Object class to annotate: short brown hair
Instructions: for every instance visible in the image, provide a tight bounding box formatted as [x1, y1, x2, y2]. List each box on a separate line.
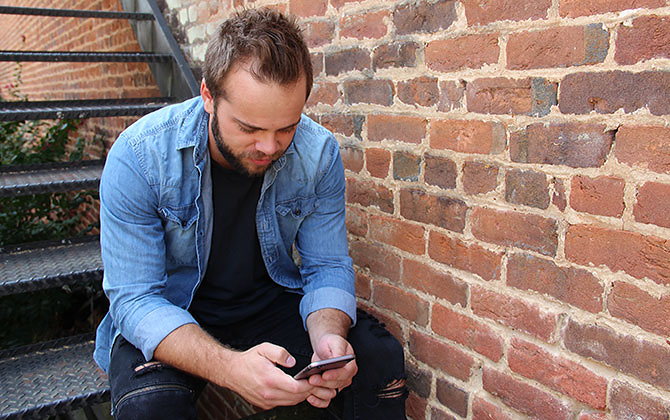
[203, 8, 313, 100]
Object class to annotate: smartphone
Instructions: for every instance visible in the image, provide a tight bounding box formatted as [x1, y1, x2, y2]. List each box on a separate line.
[293, 354, 355, 380]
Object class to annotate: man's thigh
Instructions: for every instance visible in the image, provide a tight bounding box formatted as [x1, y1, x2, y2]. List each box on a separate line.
[108, 335, 206, 420]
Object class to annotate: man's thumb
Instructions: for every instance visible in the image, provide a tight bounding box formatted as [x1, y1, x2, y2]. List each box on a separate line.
[259, 343, 296, 368]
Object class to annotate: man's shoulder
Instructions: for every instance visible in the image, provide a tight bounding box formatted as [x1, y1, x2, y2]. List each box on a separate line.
[116, 96, 205, 150]
[292, 114, 339, 158]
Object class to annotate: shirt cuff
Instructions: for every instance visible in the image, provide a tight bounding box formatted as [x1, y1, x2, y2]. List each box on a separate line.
[133, 305, 199, 361]
[299, 287, 357, 330]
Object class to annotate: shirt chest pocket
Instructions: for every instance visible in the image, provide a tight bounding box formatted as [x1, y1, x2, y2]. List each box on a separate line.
[159, 205, 198, 265]
[275, 196, 317, 220]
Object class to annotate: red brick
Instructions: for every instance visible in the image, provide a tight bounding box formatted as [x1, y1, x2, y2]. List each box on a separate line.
[307, 82, 340, 107]
[373, 281, 429, 326]
[466, 77, 557, 116]
[320, 113, 362, 139]
[463, 0, 551, 25]
[400, 189, 467, 233]
[311, 52, 323, 76]
[635, 182, 670, 228]
[565, 224, 670, 285]
[340, 10, 389, 40]
[345, 205, 368, 237]
[355, 271, 372, 300]
[409, 330, 475, 381]
[608, 281, 670, 337]
[438, 80, 466, 112]
[570, 175, 625, 217]
[397, 76, 439, 107]
[426, 34, 499, 72]
[505, 169, 550, 209]
[508, 339, 607, 409]
[368, 114, 426, 144]
[510, 123, 614, 168]
[428, 231, 502, 281]
[430, 119, 506, 155]
[436, 379, 468, 417]
[325, 48, 370, 76]
[559, 71, 670, 116]
[508, 25, 608, 70]
[372, 41, 419, 70]
[365, 148, 390, 178]
[577, 412, 607, 420]
[349, 240, 401, 283]
[303, 20, 335, 48]
[615, 126, 670, 174]
[431, 407, 458, 420]
[471, 207, 558, 256]
[473, 396, 515, 420]
[340, 146, 364, 173]
[393, 0, 457, 35]
[463, 161, 499, 195]
[406, 392, 428, 420]
[402, 259, 468, 307]
[616, 15, 670, 65]
[407, 360, 432, 398]
[343, 79, 394, 106]
[330, 0, 359, 8]
[610, 380, 670, 420]
[560, 0, 665, 18]
[425, 154, 457, 190]
[346, 178, 394, 213]
[433, 304, 504, 362]
[507, 253, 603, 313]
[473, 287, 559, 341]
[393, 151, 421, 182]
[482, 368, 572, 420]
[368, 215, 425, 255]
[564, 318, 670, 390]
[289, 0, 327, 16]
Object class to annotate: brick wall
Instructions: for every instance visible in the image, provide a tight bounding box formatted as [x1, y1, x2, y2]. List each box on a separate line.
[4, 0, 669, 418]
[164, 0, 670, 418]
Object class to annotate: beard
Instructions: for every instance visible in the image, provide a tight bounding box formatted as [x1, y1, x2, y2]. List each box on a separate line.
[210, 103, 281, 177]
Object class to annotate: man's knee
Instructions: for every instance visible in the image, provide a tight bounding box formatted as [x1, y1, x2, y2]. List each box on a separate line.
[113, 383, 197, 420]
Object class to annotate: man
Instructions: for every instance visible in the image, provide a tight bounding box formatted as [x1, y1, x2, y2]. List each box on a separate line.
[93, 8, 407, 420]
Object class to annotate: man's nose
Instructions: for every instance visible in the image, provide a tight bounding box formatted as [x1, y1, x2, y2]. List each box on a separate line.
[255, 132, 279, 156]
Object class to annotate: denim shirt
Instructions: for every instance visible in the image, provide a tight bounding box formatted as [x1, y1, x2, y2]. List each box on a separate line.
[93, 97, 356, 372]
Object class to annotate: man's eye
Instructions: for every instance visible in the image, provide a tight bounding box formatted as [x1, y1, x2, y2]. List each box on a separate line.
[279, 126, 297, 134]
[239, 125, 256, 134]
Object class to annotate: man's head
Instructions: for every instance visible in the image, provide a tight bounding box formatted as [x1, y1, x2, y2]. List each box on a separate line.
[201, 8, 312, 176]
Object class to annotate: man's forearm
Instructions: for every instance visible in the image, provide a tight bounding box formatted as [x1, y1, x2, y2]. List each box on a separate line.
[153, 323, 236, 388]
[305, 308, 352, 351]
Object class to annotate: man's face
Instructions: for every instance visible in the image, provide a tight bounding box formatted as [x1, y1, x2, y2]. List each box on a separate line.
[202, 63, 307, 177]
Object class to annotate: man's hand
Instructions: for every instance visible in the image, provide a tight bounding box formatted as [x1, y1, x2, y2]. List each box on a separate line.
[304, 309, 358, 408]
[226, 342, 333, 409]
[153, 324, 332, 410]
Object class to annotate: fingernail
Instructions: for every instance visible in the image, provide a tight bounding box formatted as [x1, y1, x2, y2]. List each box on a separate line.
[286, 356, 296, 366]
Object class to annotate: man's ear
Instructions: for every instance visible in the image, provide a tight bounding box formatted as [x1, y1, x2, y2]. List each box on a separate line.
[201, 79, 214, 114]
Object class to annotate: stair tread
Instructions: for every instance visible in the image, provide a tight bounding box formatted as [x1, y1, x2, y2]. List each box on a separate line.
[0, 238, 102, 297]
[0, 97, 173, 121]
[0, 50, 172, 62]
[0, 160, 104, 197]
[0, 5, 153, 19]
[0, 335, 109, 419]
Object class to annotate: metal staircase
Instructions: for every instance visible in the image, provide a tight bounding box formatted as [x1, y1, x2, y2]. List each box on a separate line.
[0, 3, 197, 418]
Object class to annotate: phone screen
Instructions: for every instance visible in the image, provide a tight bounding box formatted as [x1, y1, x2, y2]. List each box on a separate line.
[293, 354, 355, 380]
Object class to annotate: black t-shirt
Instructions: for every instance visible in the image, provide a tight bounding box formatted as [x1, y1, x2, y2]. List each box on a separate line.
[189, 161, 282, 326]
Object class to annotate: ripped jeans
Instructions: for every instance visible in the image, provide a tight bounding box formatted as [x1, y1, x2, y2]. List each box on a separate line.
[108, 292, 407, 420]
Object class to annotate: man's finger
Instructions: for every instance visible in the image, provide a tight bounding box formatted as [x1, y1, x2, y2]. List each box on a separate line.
[257, 343, 296, 368]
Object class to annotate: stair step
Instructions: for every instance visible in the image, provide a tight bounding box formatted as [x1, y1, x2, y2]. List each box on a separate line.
[0, 160, 104, 197]
[0, 334, 109, 419]
[0, 5, 153, 20]
[0, 237, 102, 297]
[0, 97, 173, 121]
[0, 50, 172, 62]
